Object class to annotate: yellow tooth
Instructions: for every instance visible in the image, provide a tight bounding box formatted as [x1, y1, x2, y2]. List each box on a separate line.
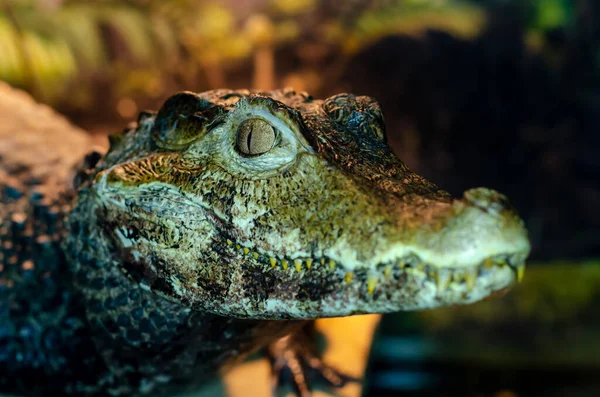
[321, 257, 326, 265]
[465, 268, 478, 290]
[384, 266, 391, 278]
[436, 269, 451, 294]
[269, 257, 277, 268]
[483, 258, 495, 269]
[235, 244, 241, 250]
[242, 247, 250, 255]
[329, 259, 336, 270]
[281, 259, 289, 270]
[306, 259, 313, 269]
[294, 259, 302, 272]
[252, 252, 259, 260]
[367, 276, 377, 295]
[226, 239, 233, 246]
[516, 263, 525, 283]
[345, 272, 353, 283]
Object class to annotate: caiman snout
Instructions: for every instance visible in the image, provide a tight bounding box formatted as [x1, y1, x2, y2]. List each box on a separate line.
[408, 187, 531, 271]
[458, 187, 530, 263]
[316, 186, 532, 316]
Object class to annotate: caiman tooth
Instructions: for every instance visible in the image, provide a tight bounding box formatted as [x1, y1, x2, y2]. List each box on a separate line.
[242, 247, 250, 255]
[281, 259, 289, 270]
[436, 268, 451, 294]
[329, 259, 336, 270]
[294, 259, 302, 272]
[269, 257, 277, 268]
[515, 262, 525, 283]
[305, 259, 313, 269]
[345, 272, 353, 283]
[464, 267, 478, 290]
[482, 258, 495, 269]
[320, 257, 326, 265]
[226, 239, 233, 246]
[428, 269, 437, 280]
[384, 266, 391, 278]
[252, 252, 259, 260]
[367, 276, 377, 295]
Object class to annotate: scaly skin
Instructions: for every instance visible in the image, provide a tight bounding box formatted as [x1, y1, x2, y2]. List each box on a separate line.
[1, 86, 530, 396]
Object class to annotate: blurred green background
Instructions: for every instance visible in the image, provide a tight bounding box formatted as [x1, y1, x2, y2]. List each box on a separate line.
[1, 1, 598, 396]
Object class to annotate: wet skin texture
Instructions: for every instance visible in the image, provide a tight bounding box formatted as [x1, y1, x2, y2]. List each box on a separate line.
[0, 88, 530, 396]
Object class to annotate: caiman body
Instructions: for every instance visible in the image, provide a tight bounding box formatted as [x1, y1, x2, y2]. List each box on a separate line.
[0, 83, 530, 396]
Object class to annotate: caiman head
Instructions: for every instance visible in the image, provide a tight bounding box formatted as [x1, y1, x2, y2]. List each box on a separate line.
[80, 88, 530, 320]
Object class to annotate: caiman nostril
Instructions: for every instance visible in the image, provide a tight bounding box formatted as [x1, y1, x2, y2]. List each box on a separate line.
[463, 187, 514, 215]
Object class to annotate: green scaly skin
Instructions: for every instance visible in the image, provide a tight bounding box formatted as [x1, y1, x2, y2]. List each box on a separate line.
[1, 86, 530, 396]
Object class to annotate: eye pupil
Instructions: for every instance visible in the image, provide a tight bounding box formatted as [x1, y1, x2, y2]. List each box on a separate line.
[247, 128, 253, 152]
[236, 118, 275, 155]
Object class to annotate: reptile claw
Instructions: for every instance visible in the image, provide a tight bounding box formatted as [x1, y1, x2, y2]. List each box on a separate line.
[267, 324, 357, 396]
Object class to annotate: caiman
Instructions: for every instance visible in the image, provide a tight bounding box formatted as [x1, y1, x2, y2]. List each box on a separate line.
[0, 83, 530, 396]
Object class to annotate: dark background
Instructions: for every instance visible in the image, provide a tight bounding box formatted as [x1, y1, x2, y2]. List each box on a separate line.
[335, 2, 600, 261]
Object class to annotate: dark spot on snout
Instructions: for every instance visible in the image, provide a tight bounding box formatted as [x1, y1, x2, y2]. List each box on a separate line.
[297, 272, 339, 302]
[242, 266, 277, 301]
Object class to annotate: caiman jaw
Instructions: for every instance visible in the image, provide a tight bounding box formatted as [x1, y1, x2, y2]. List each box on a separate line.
[225, 239, 526, 292]
[223, 238, 526, 307]
[215, 237, 528, 319]
[96, 177, 530, 320]
[202, 185, 531, 319]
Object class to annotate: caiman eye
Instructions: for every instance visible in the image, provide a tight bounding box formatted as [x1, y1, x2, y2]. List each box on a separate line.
[236, 118, 276, 155]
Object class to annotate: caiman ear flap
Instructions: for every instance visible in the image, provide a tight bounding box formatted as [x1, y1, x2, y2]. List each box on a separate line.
[323, 94, 387, 142]
[151, 91, 226, 150]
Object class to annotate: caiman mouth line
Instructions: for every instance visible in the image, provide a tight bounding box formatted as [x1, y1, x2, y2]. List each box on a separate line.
[223, 238, 526, 295]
